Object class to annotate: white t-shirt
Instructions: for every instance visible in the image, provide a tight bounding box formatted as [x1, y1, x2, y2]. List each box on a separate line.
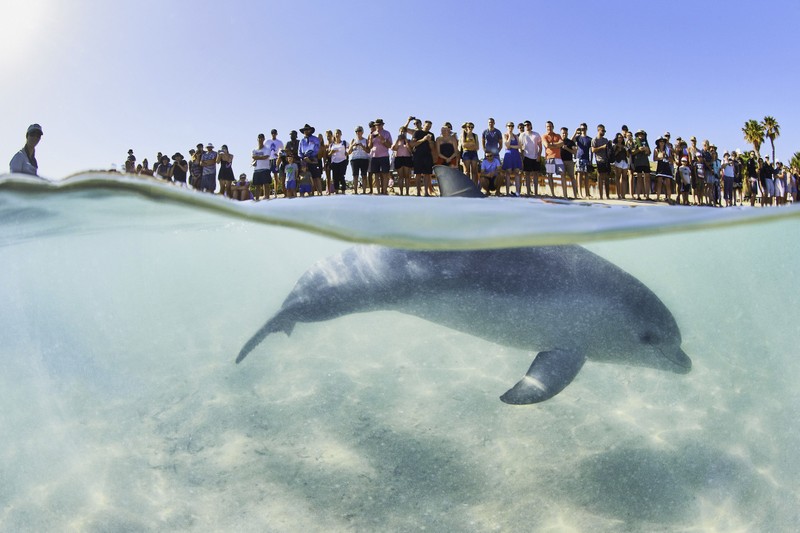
[266, 138, 284, 160]
[253, 146, 270, 171]
[520, 131, 542, 159]
[330, 141, 348, 164]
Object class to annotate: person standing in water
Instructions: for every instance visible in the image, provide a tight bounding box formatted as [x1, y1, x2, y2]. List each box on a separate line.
[9, 124, 43, 176]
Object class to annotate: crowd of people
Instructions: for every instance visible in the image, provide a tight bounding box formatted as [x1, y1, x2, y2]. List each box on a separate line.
[11, 119, 793, 208]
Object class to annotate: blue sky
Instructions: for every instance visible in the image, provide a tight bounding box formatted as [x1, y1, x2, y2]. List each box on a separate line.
[3, 0, 799, 178]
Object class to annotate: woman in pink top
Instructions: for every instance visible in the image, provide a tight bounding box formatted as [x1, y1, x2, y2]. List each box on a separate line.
[393, 126, 413, 196]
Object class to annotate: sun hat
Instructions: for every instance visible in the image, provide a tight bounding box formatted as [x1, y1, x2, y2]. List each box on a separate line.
[172, 152, 184, 160]
[374, 118, 385, 125]
[300, 124, 315, 134]
[206, 142, 214, 149]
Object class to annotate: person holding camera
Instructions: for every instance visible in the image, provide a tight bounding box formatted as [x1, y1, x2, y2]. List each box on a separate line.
[409, 118, 436, 196]
[368, 118, 393, 195]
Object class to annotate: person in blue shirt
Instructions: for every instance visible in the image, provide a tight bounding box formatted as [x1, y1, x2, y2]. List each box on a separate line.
[479, 151, 502, 196]
[9, 124, 43, 176]
[298, 124, 321, 195]
[573, 124, 592, 198]
[481, 118, 503, 158]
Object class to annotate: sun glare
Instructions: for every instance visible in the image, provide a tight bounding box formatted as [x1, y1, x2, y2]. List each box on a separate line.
[0, 0, 53, 69]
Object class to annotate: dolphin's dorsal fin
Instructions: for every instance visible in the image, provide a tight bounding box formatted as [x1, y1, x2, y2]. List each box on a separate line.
[500, 350, 587, 404]
[433, 165, 485, 198]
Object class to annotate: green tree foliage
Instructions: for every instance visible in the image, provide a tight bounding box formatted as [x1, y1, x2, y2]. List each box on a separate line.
[790, 152, 800, 172]
[761, 116, 780, 163]
[742, 120, 764, 158]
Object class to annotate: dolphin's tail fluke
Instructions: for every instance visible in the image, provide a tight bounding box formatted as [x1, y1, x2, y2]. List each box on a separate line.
[235, 315, 295, 364]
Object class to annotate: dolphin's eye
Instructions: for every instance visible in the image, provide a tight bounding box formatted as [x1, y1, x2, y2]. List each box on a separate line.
[640, 332, 659, 344]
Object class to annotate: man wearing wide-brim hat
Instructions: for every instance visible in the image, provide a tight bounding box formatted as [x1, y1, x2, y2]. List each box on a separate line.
[171, 152, 188, 187]
[368, 118, 393, 195]
[298, 124, 322, 195]
[9, 123, 43, 176]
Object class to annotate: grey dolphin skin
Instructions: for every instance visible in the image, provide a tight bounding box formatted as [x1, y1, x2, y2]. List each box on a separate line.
[236, 246, 690, 404]
[236, 167, 690, 404]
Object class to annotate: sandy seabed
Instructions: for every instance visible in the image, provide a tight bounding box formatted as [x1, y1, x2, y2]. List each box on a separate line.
[1, 187, 799, 532]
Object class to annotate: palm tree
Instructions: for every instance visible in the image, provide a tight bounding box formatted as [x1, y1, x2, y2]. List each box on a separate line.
[742, 120, 764, 158]
[761, 116, 780, 162]
[791, 152, 800, 172]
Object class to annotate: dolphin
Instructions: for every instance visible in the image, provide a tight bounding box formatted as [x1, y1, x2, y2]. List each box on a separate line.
[236, 167, 691, 404]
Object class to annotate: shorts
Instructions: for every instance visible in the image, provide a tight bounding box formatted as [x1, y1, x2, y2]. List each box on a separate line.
[462, 150, 479, 161]
[576, 159, 590, 173]
[200, 174, 216, 191]
[286, 179, 297, 190]
[775, 178, 786, 197]
[483, 175, 497, 191]
[634, 164, 650, 173]
[413, 153, 434, 175]
[596, 161, 611, 174]
[613, 160, 629, 170]
[308, 162, 322, 180]
[394, 156, 413, 169]
[372, 156, 390, 173]
[545, 158, 565, 175]
[523, 157, 541, 172]
[269, 159, 278, 173]
[253, 169, 272, 186]
[350, 158, 369, 179]
[298, 183, 312, 194]
[763, 178, 775, 197]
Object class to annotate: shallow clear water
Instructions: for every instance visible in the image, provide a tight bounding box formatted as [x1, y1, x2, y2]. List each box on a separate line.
[1, 173, 799, 532]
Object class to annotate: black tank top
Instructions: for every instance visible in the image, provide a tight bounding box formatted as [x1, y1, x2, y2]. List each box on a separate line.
[173, 164, 187, 182]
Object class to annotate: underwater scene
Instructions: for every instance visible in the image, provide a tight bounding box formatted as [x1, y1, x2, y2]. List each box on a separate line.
[1, 173, 799, 532]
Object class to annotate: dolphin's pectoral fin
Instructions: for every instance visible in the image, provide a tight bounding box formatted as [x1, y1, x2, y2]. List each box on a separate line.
[500, 350, 587, 405]
[235, 314, 295, 364]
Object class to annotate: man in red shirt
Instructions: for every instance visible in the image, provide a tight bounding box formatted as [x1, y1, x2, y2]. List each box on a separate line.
[542, 121, 564, 197]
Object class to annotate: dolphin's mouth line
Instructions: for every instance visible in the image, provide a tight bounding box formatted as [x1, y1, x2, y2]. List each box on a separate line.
[658, 346, 692, 372]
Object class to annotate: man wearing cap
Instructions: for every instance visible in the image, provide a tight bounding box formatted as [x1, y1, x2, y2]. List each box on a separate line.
[267, 129, 284, 197]
[200, 143, 218, 193]
[368, 118, 393, 195]
[298, 124, 321, 195]
[9, 124, 43, 176]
